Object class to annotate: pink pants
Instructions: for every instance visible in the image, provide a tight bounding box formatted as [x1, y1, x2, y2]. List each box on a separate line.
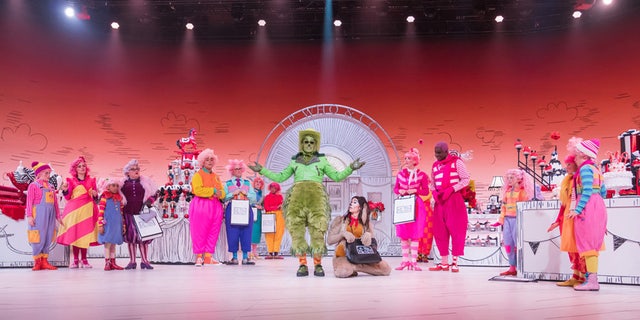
[433, 192, 468, 257]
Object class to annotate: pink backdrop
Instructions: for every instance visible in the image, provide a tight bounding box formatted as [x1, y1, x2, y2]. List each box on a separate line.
[1, 3, 639, 199]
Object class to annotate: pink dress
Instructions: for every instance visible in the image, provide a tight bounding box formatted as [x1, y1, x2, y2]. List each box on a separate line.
[394, 168, 430, 240]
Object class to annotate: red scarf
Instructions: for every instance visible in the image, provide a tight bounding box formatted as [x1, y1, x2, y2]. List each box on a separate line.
[349, 215, 359, 227]
[103, 191, 122, 202]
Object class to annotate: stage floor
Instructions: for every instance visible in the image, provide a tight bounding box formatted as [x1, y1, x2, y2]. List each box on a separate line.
[2, 257, 639, 319]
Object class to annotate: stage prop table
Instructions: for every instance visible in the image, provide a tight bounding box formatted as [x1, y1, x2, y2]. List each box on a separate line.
[517, 197, 640, 285]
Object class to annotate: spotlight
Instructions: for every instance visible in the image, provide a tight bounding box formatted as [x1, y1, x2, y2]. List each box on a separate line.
[110, 22, 119, 29]
[64, 6, 75, 18]
[572, 11, 582, 19]
[406, 15, 415, 23]
[602, 0, 613, 5]
[333, 19, 342, 27]
[495, 15, 504, 23]
[186, 23, 194, 30]
[257, 19, 266, 26]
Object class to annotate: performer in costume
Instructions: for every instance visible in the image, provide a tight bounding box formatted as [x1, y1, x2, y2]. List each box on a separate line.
[57, 156, 99, 269]
[121, 159, 157, 270]
[492, 169, 534, 276]
[263, 182, 285, 259]
[327, 196, 391, 278]
[189, 148, 226, 267]
[224, 159, 257, 266]
[393, 148, 432, 271]
[250, 176, 265, 261]
[568, 138, 608, 291]
[97, 177, 125, 271]
[26, 161, 62, 271]
[429, 142, 470, 273]
[547, 151, 587, 286]
[249, 128, 365, 277]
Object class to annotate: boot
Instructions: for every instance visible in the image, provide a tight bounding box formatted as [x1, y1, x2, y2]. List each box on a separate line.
[556, 277, 581, 287]
[296, 265, 309, 277]
[32, 256, 43, 271]
[313, 264, 325, 277]
[110, 258, 124, 270]
[574, 273, 599, 291]
[104, 258, 113, 271]
[40, 255, 57, 270]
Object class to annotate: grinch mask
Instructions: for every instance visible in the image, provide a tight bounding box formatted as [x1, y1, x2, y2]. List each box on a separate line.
[298, 128, 321, 154]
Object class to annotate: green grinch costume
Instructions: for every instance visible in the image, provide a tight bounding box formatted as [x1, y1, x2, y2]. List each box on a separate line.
[249, 128, 365, 277]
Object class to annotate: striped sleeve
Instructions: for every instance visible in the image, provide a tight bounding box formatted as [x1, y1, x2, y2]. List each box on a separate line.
[452, 159, 471, 192]
[575, 166, 594, 214]
[97, 197, 107, 226]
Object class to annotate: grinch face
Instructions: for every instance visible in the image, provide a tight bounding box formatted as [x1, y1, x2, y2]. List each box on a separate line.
[301, 136, 317, 154]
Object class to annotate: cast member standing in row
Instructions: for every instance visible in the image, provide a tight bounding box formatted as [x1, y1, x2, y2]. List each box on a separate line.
[189, 149, 226, 267]
[97, 178, 125, 271]
[429, 142, 470, 273]
[494, 169, 534, 276]
[569, 138, 608, 291]
[57, 156, 99, 269]
[26, 161, 62, 271]
[224, 160, 257, 265]
[328, 196, 391, 278]
[263, 182, 285, 259]
[249, 128, 365, 277]
[393, 148, 431, 271]
[121, 159, 157, 270]
[250, 176, 265, 261]
[547, 151, 586, 286]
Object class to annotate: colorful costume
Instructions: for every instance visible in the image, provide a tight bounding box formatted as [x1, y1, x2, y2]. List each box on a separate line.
[263, 182, 285, 258]
[554, 169, 586, 286]
[189, 165, 225, 264]
[97, 191, 124, 246]
[251, 179, 264, 248]
[393, 147, 433, 271]
[251, 128, 364, 277]
[429, 143, 470, 272]
[223, 177, 256, 262]
[571, 138, 607, 291]
[497, 169, 533, 276]
[121, 160, 157, 270]
[327, 197, 391, 278]
[26, 161, 60, 271]
[57, 176, 99, 248]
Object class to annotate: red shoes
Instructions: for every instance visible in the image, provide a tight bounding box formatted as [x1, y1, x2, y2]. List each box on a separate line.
[500, 269, 517, 276]
[429, 263, 450, 271]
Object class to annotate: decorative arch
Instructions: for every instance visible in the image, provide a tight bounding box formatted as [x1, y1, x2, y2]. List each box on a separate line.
[256, 104, 402, 256]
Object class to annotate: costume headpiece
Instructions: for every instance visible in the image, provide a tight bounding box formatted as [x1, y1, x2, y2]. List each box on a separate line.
[576, 138, 600, 159]
[32, 161, 51, 176]
[197, 148, 218, 166]
[226, 159, 246, 175]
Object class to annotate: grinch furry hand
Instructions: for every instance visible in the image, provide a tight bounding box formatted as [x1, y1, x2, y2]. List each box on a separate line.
[350, 158, 366, 170]
[248, 161, 263, 173]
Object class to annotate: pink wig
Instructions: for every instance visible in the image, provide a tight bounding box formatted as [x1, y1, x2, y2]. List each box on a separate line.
[252, 176, 264, 189]
[268, 182, 281, 193]
[404, 148, 421, 167]
[566, 136, 583, 158]
[503, 169, 535, 200]
[69, 156, 90, 177]
[225, 159, 246, 176]
[97, 177, 126, 203]
[197, 148, 218, 167]
[564, 154, 576, 164]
